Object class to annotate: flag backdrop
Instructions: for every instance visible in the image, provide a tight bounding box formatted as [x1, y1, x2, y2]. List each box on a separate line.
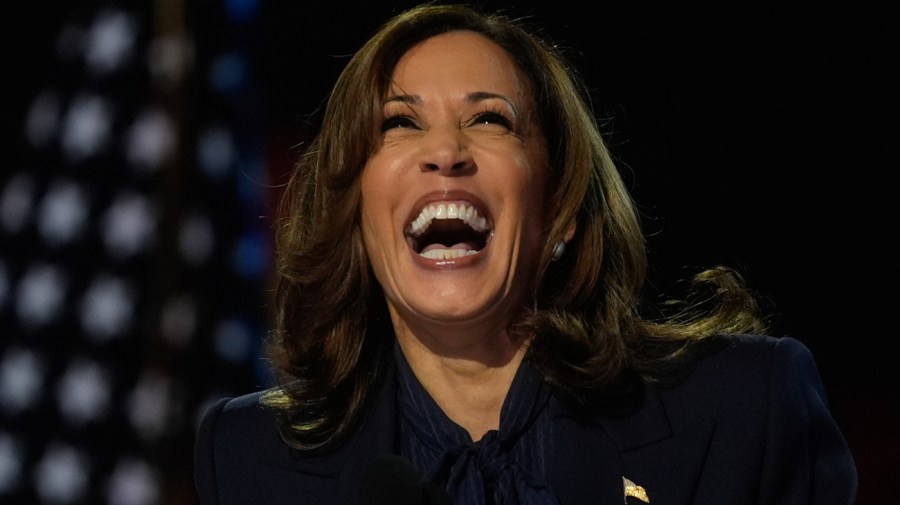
[1, 2, 273, 504]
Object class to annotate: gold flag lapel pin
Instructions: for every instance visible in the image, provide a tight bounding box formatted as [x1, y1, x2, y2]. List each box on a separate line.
[622, 476, 650, 503]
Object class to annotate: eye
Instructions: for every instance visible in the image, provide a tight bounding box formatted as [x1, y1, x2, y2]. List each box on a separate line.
[381, 114, 419, 131]
[470, 110, 513, 130]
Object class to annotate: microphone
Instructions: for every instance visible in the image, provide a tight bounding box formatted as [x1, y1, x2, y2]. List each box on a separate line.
[357, 454, 453, 505]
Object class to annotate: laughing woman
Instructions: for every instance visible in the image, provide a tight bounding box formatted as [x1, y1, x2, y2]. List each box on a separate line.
[194, 3, 857, 505]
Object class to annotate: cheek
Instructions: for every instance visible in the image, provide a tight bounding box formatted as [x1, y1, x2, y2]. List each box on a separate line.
[359, 165, 398, 253]
[359, 169, 382, 247]
[517, 171, 551, 252]
[514, 152, 550, 219]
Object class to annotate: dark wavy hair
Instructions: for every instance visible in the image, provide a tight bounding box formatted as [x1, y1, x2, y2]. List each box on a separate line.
[262, 2, 765, 452]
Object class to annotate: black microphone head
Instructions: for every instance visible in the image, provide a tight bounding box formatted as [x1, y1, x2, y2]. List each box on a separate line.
[357, 455, 453, 505]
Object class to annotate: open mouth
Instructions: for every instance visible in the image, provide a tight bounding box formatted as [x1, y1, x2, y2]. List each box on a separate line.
[405, 202, 492, 259]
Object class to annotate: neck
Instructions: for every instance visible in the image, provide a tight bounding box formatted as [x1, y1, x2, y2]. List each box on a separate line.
[393, 321, 527, 441]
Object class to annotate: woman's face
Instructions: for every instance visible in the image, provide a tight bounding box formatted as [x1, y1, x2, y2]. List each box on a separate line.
[360, 30, 549, 334]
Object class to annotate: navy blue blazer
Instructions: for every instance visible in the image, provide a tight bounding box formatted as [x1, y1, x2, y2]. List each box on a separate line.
[194, 334, 858, 504]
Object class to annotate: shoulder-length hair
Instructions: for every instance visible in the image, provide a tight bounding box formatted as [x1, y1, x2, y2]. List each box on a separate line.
[263, 2, 764, 452]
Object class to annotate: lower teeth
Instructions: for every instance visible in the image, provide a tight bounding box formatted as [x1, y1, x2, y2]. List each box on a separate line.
[420, 249, 478, 259]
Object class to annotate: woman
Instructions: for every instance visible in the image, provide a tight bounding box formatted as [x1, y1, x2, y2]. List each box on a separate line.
[194, 3, 857, 504]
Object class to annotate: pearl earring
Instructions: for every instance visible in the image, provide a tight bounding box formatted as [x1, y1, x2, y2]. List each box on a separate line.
[551, 240, 566, 261]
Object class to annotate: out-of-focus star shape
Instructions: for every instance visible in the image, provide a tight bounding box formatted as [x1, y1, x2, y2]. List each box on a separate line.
[102, 192, 157, 259]
[106, 457, 160, 505]
[179, 212, 214, 266]
[148, 34, 194, 88]
[0, 174, 36, 234]
[33, 443, 90, 504]
[0, 432, 24, 495]
[80, 273, 135, 341]
[160, 293, 197, 347]
[85, 8, 137, 76]
[61, 93, 113, 162]
[196, 125, 236, 180]
[128, 371, 173, 441]
[214, 317, 252, 364]
[0, 348, 46, 414]
[56, 357, 111, 426]
[126, 107, 177, 172]
[15, 263, 67, 329]
[37, 179, 90, 247]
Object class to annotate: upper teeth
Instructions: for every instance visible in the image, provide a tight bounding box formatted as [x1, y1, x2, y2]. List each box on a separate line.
[408, 202, 488, 236]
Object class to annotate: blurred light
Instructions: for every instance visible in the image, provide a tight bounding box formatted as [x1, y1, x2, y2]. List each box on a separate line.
[225, 0, 260, 23]
[37, 179, 90, 247]
[102, 192, 157, 259]
[159, 294, 197, 347]
[214, 317, 252, 363]
[56, 357, 111, 427]
[197, 125, 236, 180]
[179, 212, 215, 266]
[128, 371, 172, 441]
[25, 90, 62, 149]
[235, 153, 267, 208]
[232, 229, 268, 281]
[0, 260, 8, 309]
[33, 443, 90, 504]
[80, 273, 135, 340]
[210, 52, 248, 95]
[85, 8, 137, 76]
[15, 263, 68, 329]
[148, 35, 195, 89]
[106, 456, 160, 505]
[0, 347, 46, 414]
[0, 174, 36, 234]
[0, 432, 23, 495]
[126, 107, 177, 172]
[61, 94, 114, 162]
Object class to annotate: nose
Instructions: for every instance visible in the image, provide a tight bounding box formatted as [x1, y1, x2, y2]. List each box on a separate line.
[418, 126, 474, 175]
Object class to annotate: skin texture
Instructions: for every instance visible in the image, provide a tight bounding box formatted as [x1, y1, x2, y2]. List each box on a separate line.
[359, 31, 550, 439]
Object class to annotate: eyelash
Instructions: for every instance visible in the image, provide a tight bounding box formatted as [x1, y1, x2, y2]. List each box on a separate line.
[381, 114, 417, 131]
[380, 107, 515, 132]
[471, 109, 514, 129]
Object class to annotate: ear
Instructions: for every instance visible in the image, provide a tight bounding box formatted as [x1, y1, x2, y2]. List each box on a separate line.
[563, 220, 576, 243]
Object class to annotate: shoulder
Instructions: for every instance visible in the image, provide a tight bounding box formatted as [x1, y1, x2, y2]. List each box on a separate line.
[193, 375, 402, 505]
[194, 390, 308, 505]
[657, 334, 828, 425]
[675, 334, 858, 501]
[684, 333, 817, 383]
[196, 390, 283, 459]
[200, 390, 269, 424]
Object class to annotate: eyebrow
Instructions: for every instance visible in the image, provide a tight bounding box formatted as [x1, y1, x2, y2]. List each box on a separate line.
[383, 91, 518, 113]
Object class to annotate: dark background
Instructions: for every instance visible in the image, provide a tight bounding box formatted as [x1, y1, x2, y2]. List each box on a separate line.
[6, 1, 897, 504]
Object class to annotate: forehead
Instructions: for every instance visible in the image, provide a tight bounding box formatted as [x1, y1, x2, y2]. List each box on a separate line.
[389, 31, 529, 97]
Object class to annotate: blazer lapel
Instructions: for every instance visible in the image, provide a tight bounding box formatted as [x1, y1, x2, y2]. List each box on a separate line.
[617, 417, 714, 505]
[552, 383, 714, 505]
[550, 401, 625, 505]
[599, 384, 714, 505]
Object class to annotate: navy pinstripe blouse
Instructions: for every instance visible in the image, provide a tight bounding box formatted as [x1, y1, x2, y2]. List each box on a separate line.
[394, 342, 561, 505]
